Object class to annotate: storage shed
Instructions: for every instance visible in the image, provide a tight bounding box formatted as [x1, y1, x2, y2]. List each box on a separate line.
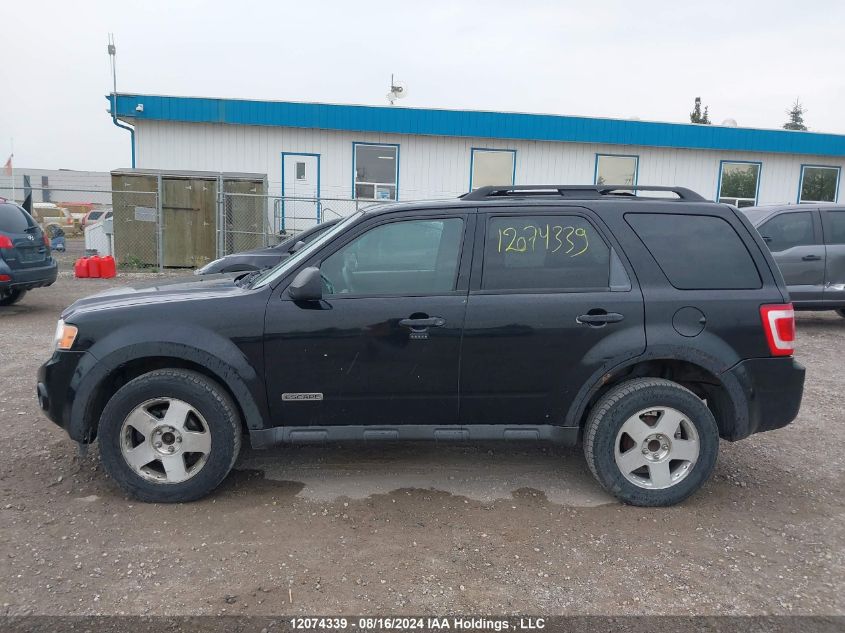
[110, 168, 267, 268]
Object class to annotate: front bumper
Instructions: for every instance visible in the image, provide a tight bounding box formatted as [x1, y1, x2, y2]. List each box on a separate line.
[724, 356, 805, 438]
[37, 350, 90, 440]
[1, 259, 58, 291]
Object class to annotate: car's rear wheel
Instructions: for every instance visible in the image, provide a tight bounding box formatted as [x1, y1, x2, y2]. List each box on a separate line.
[0, 289, 27, 306]
[583, 377, 719, 506]
[98, 369, 241, 503]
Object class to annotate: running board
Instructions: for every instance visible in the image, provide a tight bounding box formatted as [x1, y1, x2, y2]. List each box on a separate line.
[249, 424, 579, 449]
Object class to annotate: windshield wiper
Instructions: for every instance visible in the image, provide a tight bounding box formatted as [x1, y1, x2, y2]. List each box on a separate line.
[235, 270, 263, 288]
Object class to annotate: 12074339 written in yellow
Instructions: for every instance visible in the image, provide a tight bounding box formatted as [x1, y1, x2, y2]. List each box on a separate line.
[495, 224, 590, 256]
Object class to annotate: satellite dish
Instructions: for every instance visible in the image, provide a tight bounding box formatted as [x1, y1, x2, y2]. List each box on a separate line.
[721, 118, 738, 127]
[387, 76, 408, 105]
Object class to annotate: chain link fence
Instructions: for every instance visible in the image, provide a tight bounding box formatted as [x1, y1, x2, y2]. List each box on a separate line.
[219, 194, 366, 255]
[1, 184, 369, 271]
[0, 185, 161, 270]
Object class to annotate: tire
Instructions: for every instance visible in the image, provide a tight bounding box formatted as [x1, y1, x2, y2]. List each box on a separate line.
[583, 377, 719, 507]
[0, 289, 27, 306]
[836, 309, 845, 319]
[98, 369, 242, 503]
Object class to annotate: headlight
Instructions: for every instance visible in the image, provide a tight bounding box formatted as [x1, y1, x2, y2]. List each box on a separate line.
[53, 319, 78, 351]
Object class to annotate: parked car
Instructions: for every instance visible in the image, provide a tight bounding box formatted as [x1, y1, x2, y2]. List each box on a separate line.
[0, 202, 58, 305]
[742, 203, 845, 317]
[82, 208, 113, 227]
[46, 223, 66, 252]
[195, 220, 340, 275]
[38, 185, 804, 506]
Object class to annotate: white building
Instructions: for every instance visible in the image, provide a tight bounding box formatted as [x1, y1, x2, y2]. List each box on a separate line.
[109, 94, 844, 213]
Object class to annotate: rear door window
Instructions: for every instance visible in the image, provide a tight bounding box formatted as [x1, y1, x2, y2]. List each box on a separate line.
[758, 211, 816, 252]
[822, 210, 845, 244]
[0, 203, 35, 233]
[626, 213, 761, 290]
[481, 215, 610, 291]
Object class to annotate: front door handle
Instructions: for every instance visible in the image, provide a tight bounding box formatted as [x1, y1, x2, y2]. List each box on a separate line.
[399, 316, 446, 329]
[802, 254, 822, 261]
[576, 312, 625, 326]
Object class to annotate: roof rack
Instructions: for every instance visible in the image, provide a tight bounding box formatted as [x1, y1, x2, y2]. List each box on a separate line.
[460, 184, 706, 202]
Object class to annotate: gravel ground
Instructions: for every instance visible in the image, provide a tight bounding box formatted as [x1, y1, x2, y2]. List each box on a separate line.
[0, 271, 842, 616]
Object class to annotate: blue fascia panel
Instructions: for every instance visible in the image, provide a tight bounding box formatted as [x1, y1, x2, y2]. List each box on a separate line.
[108, 94, 845, 158]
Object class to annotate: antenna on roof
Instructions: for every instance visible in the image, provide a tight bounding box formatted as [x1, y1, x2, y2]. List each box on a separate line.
[386, 73, 408, 105]
[107, 33, 117, 100]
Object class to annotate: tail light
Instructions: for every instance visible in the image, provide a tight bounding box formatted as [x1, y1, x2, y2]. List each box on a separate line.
[760, 304, 795, 356]
[0, 235, 12, 249]
[43, 232, 50, 247]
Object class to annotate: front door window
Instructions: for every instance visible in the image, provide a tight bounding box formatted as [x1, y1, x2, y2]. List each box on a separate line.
[321, 218, 464, 296]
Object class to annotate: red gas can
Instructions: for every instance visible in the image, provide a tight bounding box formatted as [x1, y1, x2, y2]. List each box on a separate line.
[87, 256, 101, 278]
[74, 258, 89, 278]
[100, 255, 116, 279]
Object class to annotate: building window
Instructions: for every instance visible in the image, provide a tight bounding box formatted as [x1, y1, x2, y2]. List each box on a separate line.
[799, 165, 840, 203]
[470, 148, 516, 191]
[718, 161, 761, 207]
[595, 154, 638, 187]
[353, 143, 399, 200]
[295, 162, 306, 180]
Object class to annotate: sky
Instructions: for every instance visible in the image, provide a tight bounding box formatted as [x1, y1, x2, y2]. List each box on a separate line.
[2, 0, 844, 171]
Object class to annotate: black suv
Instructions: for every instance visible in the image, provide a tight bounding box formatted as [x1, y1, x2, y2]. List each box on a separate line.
[37, 185, 805, 506]
[0, 201, 58, 305]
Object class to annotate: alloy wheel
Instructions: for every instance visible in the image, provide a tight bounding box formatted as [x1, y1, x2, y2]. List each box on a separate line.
[119, 398, 212, 484]
[614, 406, 700, 489]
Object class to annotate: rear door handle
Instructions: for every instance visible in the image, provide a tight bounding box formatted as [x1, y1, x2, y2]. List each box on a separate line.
[399, 316, 446, 329]
[802, 254, 822, 261]
[576, 312, 625, 326]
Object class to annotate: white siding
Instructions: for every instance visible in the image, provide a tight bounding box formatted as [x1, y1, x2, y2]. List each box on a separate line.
[133, 120, 845, 205]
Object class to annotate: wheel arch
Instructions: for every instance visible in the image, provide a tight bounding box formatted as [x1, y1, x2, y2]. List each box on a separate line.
[566, 348, 750, 441]
[69, 342, 267, 443]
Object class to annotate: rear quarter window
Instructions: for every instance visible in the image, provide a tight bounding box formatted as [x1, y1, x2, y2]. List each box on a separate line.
[625, 212, 761, 290]
[0, 203, 35, 233]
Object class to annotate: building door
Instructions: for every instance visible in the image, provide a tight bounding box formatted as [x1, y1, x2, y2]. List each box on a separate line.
[281, 153, 320, 236]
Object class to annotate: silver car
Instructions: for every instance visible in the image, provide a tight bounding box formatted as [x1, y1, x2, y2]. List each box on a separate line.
[743, 204, 845, 317]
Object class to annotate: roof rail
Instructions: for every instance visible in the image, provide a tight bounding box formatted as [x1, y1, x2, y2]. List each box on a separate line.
[460, 184, 707, 202]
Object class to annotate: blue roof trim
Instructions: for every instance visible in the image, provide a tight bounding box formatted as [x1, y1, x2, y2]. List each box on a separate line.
[108, 94, 845, 158]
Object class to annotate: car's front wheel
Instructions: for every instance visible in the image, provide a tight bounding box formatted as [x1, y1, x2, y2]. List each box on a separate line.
[836, 309, 845, 319]
[583, 378, 719, 506]
[0, 289, 27, 306]
[98, 369, 241, 502]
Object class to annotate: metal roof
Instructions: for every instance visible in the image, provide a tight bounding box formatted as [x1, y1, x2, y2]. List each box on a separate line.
[109, 94, 845, 158]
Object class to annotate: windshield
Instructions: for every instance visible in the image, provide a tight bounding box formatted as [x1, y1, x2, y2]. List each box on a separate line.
[251, 212, 362, 288]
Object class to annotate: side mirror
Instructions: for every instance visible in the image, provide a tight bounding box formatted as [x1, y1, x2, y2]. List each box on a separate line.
[289, 240, 307, 254]
[288, 266, 322, 301]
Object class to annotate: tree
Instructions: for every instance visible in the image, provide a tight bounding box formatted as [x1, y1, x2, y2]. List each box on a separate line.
[690, 97, 711, 124]
[721, 167, 758, 200]
[783, 99, 807, 131]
